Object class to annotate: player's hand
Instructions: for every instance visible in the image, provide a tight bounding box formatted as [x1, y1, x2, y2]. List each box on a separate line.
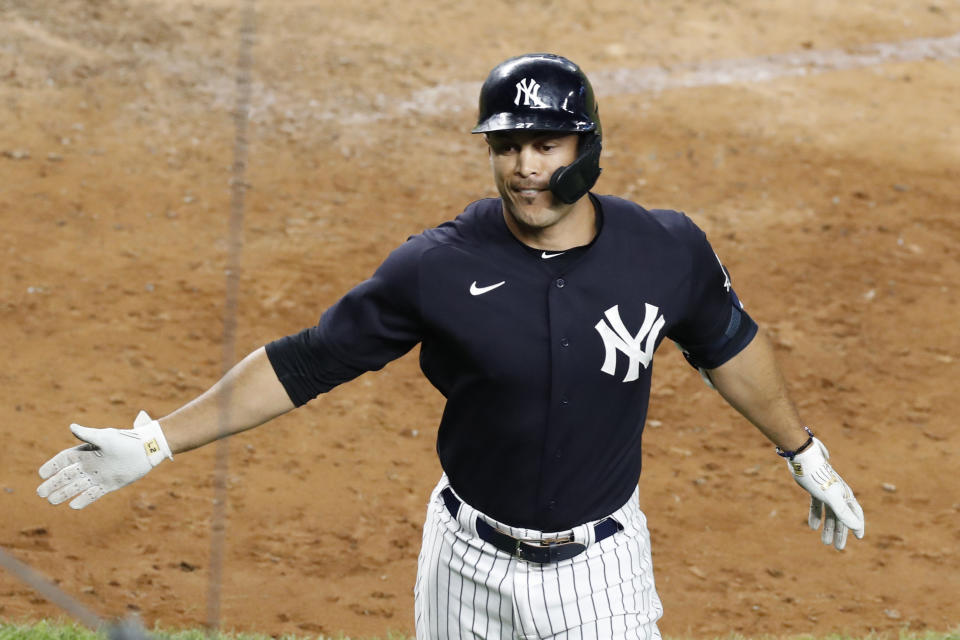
[786, 437, 864, 550]
[37, 410, 173, 509]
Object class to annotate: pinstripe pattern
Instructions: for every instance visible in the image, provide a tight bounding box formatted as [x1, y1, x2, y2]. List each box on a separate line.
[415, 476, 664, 639]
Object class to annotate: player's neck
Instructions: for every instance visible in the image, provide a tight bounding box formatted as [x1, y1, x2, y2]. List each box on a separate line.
[503, 196, 597, 251]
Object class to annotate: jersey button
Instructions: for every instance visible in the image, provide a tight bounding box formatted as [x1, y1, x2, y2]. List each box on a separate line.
[556, 278, 566, 288]
[547, 500, 557, 510]
[560, 396, 569, 405]
[560, 337, 569, 347]
[554, 449, 562, 460]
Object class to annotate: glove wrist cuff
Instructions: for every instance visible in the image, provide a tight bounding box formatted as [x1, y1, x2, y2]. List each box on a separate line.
[140, 418, 174, 467]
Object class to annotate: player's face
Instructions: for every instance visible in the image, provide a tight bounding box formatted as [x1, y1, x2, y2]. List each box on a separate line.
[487, 131, 580, 231]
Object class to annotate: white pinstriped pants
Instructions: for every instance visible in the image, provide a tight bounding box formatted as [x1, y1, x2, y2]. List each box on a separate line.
[414, 476, 664, 639]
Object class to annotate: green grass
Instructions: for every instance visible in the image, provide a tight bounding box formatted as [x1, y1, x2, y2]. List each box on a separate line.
[677, 634, 960, 640]
[1, 621, 957, 640]
[0, 620, 413, 640]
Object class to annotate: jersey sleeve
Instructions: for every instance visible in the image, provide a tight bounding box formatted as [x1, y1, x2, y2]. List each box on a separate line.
[666, 216, 757, 370]
[264, 237, 426, 406]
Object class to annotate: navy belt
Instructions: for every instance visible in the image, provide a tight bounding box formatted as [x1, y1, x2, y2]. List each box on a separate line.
[440, 487, 623, 564]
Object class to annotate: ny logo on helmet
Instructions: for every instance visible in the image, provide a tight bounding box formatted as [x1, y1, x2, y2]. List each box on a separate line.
[514, 78, 547, 108]
[595, 304, 665, 382]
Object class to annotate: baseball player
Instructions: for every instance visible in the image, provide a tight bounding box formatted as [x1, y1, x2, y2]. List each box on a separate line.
[37, 54, 865, 639]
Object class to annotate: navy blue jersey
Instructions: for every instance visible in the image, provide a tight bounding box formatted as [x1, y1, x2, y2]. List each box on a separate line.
[266, 195, 757, 530]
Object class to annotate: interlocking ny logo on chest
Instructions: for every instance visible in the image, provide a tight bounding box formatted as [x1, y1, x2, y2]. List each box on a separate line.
[594, 304, 665, 382]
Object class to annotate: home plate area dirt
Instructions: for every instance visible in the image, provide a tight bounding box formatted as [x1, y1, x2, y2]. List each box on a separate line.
[1, 2, 958, 638]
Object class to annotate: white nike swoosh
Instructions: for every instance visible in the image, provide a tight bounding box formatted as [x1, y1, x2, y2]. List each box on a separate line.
[541, 251, 566, 259]
[470, 280, 506, 296]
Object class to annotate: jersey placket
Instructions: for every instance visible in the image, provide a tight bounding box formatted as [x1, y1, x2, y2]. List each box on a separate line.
[539, 271, 576, 526]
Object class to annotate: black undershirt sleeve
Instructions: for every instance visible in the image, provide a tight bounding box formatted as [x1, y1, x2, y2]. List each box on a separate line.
[265, 328, 368, 407]
[264, 237, 426, 407]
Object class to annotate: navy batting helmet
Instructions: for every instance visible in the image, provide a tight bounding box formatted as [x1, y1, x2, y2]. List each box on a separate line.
[472, 53, 602, 203]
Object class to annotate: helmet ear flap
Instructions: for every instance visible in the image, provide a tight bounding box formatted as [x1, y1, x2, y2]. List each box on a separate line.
[549, 135, 602, 204]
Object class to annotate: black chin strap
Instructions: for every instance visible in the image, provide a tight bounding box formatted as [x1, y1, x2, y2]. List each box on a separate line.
[549, 135, 602, 204]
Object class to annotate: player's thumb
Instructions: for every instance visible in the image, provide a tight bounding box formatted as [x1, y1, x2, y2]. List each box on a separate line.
[70, 424, 109, 449]
[132, 410, 153, 428]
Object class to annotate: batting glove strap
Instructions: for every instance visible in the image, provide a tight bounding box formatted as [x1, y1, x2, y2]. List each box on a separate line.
[786, 436, 865, 549]
[130, 410, 174, 466]
[37, 410, 172, 510]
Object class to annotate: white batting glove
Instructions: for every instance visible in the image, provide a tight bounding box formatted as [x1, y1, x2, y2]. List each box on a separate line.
[785, 436, 864, 550]
[37, 411, 173, 509]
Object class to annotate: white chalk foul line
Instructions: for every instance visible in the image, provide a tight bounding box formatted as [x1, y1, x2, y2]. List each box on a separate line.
[332, 31, 960, 125]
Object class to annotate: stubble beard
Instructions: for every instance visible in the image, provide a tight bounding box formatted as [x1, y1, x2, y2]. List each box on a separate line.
[503, 188, 569, 232]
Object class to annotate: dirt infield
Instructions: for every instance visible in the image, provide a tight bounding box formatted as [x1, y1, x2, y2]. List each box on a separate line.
[2, 1, 958, 638]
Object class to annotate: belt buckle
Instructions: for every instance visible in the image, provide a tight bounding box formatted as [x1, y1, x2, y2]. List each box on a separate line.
[519, 534, 572, 549]
[516, 535, 577, 563]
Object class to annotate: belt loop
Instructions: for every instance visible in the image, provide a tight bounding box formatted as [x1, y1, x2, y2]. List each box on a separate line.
[456, 496, 475, 533]
[441, 484, 476, 534]
[439, 485, 460, 520]
[580, 520, 597, 546]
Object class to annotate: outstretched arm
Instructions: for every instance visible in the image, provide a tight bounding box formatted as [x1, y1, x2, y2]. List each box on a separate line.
[159, 346, 295, 454]
[706, 328, 865, 550]
[37, 347, 294, 509]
